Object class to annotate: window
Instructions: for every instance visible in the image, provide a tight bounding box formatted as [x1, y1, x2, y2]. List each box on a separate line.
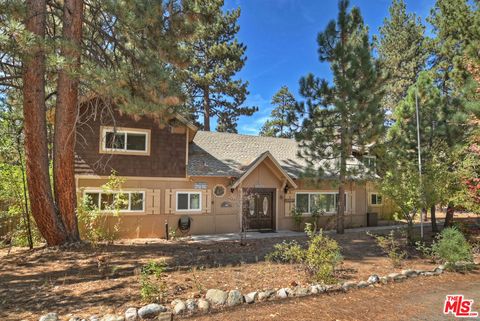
[295, 192, 349, 214]
[84, 191, 145, 212]
[101, 127, 150, 154]
[363, 155, 377, 173]
[213, 185, 226, 197]
[176, 192, 201, 211]
[370, 193, 383, 206]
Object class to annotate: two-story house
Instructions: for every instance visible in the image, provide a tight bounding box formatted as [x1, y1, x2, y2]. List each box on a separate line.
[75, 98, 394, 238]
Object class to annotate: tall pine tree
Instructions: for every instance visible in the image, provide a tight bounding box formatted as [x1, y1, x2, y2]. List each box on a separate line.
[296, 0, 385, 234]
[260, 86, 298, 138]
[183, 0, 256, 132]
[377, 0, 427, 115]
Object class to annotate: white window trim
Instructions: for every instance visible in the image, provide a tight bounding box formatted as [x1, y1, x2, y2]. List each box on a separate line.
[363, 155, 377, 172]
[295, 191, 350, 215]
[176, 191, 202, 212]
[100, 126, 150, 155]
[83, 190, 145, 213]
[369, 192, 383, 206]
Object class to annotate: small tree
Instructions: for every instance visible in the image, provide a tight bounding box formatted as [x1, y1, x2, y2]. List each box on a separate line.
[380, 161, 421, 244]
[260, 86, 298, 138]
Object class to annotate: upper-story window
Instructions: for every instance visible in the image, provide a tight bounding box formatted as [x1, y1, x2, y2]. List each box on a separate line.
[100, 126, 150, 155]
[369, 193, 383, 206]
[363, 155, 377, 173]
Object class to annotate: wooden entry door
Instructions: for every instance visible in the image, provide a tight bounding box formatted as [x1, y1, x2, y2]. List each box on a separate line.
[243, 188, 275, 230]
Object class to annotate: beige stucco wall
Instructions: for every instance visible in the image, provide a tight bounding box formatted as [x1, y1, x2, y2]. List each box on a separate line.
[77, 163, 378, 238]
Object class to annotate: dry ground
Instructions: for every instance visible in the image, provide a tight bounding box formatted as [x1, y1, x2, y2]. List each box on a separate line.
[0, 221, 478, 321]
[188, 270, 480, 321]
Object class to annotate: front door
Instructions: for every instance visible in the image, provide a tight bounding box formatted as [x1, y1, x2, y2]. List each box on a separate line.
[243, 188, 275, 230]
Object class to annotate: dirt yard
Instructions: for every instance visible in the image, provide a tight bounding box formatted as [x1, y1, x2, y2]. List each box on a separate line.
[0, 223, 478, 321]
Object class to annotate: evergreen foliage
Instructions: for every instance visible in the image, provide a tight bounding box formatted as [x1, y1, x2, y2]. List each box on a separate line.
[259, 86, 298, 138]
[296, 0, 385, 233]
[183, 0, 256, 132]
[377, 0, 427, 114]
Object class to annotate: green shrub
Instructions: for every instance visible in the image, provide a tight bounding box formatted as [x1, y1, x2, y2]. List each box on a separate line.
[431, 227, 473, 269]
[304, 230, 343, 283]
[140, 261, 167, 303]
[77, 172, 124, 245]
[291, 207, 303, 231]
[266, 226, 343, 284]
[265, 240, 304, 263]
[368, 230, 406, 268]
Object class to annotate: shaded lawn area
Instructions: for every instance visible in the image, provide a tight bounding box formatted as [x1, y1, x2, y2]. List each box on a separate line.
[0, 225, 472, 321]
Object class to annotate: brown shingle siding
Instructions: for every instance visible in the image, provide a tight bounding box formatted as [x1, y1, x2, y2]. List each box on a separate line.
[75, 100, 187, 178]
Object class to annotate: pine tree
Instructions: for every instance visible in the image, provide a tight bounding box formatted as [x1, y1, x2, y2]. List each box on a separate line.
[377, 0, 427, 114]
[388, 72, 451, 233]
[296, 0, 385, 234]
[0, 0, 198, 245]
[260, 86, 298, 138]
[427, 0, 479, 226]
[183, 0, 256, 132]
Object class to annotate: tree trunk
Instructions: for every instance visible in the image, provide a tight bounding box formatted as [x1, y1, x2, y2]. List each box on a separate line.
[23, 0, 68, 246]
[337, 131, 346, 234]
[17, 135, 33, 249]
[430, 204, 438, 233]
[444, 203, 454, 228]
[53, 0, 83, 242]
[203, 87, 210, 131]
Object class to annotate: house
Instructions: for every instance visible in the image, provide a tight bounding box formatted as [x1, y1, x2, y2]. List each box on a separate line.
[75, 99, 394, 238]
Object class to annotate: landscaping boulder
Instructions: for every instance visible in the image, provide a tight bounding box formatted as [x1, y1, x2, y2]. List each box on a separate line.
[100, 315, 125, 321]
[357, 281, 369, 288]
[423, 271, 435, 276]
[257, 290, 275, 301]
[342, 281, 357, 290]
[276, 288, 288, 299]
[395, 275, 407, 282]
[157, 312, 172, 321]
[309, 285, 319, 294]
[435, 265, 446, 272]
[227, 290, 243, 306]
[387, 273, 401, 281]
[68, 317, 82, 321]
[197, 299, 210, 312]
[380, 276, 388, 284]
[138, 304, 166, 319]
[244, 291, 258, 304]
[401, 269, 417, 277]
[185, 299, 196, 312]
[173, 300, 187, 315]
[124, 308, 138, 321]
[39, 313, 59, 321]
[89, 316, 100, 321]
[367, 275, 380, 284]
[206, 289, 228, 306]
[326, 284, 343, 293]
[293, 287, 309, 297]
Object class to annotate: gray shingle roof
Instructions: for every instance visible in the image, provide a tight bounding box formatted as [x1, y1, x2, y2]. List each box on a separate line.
[188, 131, 375, 180]
[188, 131, 308, 178]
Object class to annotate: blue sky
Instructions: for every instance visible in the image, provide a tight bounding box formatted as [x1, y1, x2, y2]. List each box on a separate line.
[221, 0, 435, 135]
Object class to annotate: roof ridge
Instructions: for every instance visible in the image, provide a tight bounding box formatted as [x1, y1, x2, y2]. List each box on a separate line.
[196, 130, 296, 141]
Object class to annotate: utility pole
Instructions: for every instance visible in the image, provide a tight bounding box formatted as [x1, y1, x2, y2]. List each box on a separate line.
[415, 87, 424, 239]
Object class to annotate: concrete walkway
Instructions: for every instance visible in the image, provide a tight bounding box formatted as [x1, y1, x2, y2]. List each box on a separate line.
[188, 222, 417, 243]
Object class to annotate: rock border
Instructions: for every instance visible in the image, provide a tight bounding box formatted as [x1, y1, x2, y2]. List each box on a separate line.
[39, 262, 478, 321]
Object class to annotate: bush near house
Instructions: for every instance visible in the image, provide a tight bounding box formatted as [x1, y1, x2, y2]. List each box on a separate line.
[266, 226, 343, 284]
[431, 227, 474, 270]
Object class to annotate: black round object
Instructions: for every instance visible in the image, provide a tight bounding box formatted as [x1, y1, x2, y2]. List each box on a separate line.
[178, 216, 191, 231]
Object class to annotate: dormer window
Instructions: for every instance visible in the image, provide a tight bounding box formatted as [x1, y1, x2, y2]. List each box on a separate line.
[363, 155, 376, 173]
[100, 126, 150, 155]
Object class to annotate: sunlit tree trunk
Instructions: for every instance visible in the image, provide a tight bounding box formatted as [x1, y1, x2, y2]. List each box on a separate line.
[53, 0, 84, 241]
[23, 0, 68, 246]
